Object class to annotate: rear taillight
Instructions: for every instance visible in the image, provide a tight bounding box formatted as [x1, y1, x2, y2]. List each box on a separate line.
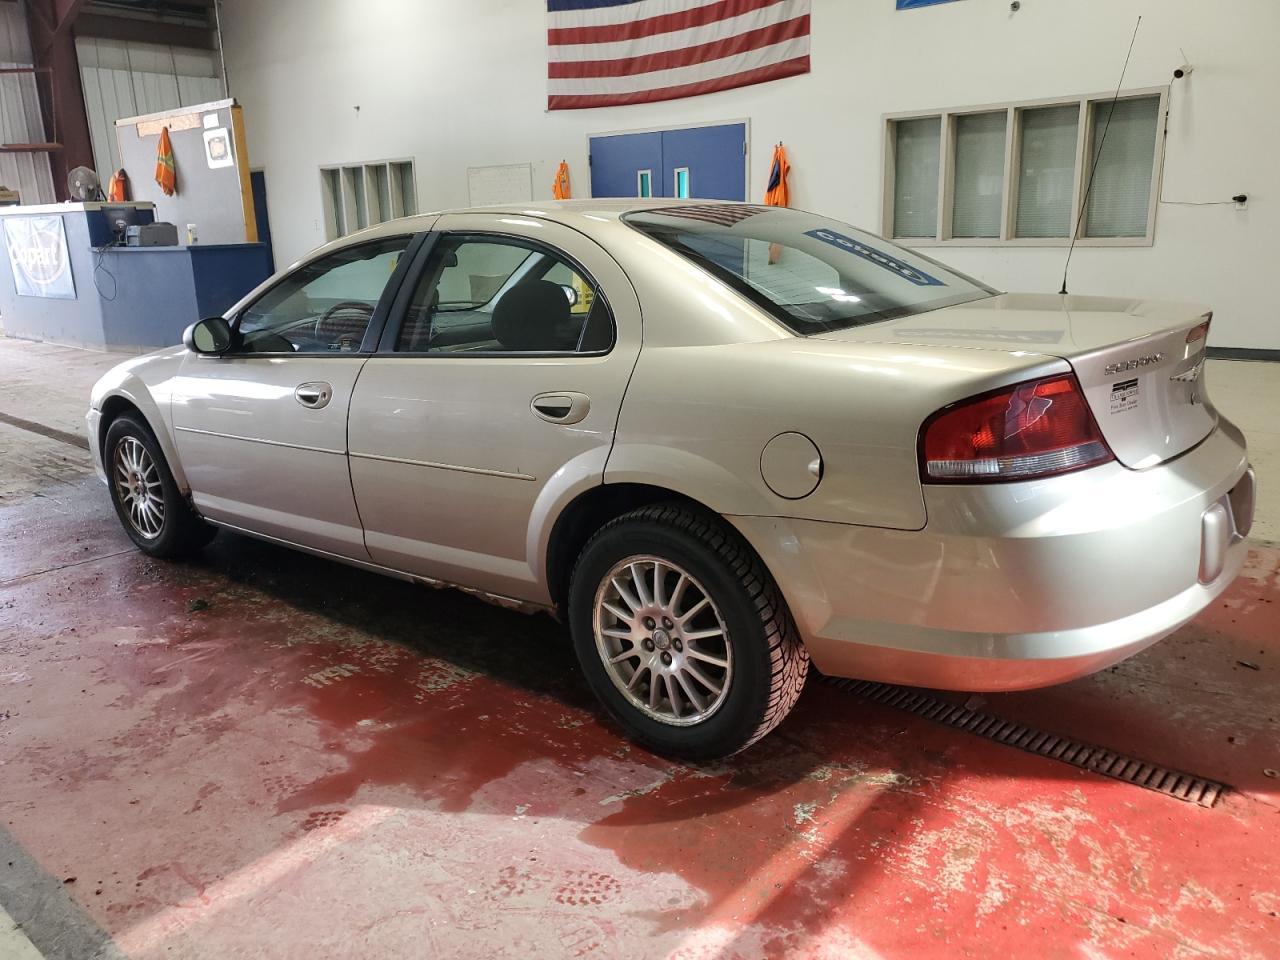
[920, 373, 1114, 482]
[1186, 317, 1211, 344]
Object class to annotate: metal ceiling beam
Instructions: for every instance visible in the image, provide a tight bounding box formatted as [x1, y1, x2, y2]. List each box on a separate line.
[74, 11, 216, 48]
[51, 0, 90, 36]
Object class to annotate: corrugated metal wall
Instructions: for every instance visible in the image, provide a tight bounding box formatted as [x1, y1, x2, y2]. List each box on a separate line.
[0, 3, 56, 205]
[77, 36, 223, 187]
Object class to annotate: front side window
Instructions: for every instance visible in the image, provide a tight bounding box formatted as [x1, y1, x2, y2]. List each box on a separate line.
[236, 236, 410, 353]
[395, 235, 612, 354]
[625, 205, 996, 336]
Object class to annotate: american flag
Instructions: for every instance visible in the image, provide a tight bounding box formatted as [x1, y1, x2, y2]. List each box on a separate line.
[547, 0, 812, 111]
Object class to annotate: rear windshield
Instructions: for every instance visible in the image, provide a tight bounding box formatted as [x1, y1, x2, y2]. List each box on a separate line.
[623, 205, 998, 335]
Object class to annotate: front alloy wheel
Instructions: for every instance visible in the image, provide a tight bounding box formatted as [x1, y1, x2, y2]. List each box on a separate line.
[103, 413, 215, 559]
[113, 435, 165, 539]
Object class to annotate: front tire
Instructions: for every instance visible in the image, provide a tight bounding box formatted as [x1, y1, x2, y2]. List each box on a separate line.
[104, 414, 215, 558]
[568, 504, 809, 760]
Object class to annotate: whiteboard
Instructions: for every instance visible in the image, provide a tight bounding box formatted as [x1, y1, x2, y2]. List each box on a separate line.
[467, 163, 533, 207]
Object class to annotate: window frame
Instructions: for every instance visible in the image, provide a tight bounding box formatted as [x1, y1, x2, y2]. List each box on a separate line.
[223, 233, 422, 358]
[881, 86, 1167, 248]
[379, 230, 618, 359]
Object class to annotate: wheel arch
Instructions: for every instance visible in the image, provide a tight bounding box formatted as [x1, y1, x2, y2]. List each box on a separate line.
[96, 385, 190, 493]
[545, 482, 708, 612]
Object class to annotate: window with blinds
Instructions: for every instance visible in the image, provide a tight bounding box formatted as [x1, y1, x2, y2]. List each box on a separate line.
[952, 112, 1007, 238]
[1015, 104, 1079, 238]
[320, 159, 419, 241]
[1084, 95, 1160, 238]
[886, 89, 1163, 246]
[892, 117, 941, 239]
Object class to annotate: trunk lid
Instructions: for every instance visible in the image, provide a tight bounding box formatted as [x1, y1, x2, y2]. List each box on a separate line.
[815, 293, 1216, 468]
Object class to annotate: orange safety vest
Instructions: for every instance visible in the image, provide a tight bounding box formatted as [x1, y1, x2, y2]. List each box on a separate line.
[552, 160, 571, 200]
[155, 126, 176, 196]
[764, 144, 790, 263]
[764, 143, 790, 208]
[107, 168, 129, 203]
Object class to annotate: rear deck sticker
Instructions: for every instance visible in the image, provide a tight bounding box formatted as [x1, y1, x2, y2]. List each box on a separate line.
[803, 229, 944, 286]
[1110, 377, 1140, 414]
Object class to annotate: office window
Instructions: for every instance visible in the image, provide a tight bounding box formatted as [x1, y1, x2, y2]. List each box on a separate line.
[885, 89, 1164, 246]
[1084, 95, 1161, 238]
[320, 159, 419, 240]
[1015, 104, 1079, 238]
[891, 116, 940, 238]
[951, 111, 1006, 238]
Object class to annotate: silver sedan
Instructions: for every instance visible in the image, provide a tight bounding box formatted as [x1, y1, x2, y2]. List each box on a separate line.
[87, 201, 1255, 758]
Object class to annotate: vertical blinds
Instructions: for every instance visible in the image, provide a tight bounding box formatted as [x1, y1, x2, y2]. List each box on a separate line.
[1085, 95, 1160, 238]
[1015, 104, 1080, 238]
[951, 112, 1006, 238]
[892, 117, 940, 238]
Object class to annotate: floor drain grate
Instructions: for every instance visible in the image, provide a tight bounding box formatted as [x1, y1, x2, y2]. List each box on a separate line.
[826, 677, 1228, 808]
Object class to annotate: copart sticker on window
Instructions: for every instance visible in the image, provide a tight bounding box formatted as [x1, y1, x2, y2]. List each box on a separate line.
[803, 229, 944, 287]
[1110, 377, 1140, 414]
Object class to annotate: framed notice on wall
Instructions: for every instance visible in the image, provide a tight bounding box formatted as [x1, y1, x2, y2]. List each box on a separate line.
[3, 216, 76, 299]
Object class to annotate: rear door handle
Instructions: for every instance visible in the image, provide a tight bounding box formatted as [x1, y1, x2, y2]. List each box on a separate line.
[295, 382, 333, 409]
[531, 392, 590, 424]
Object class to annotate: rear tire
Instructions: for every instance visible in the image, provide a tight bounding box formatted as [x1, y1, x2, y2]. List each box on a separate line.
[104, 414, 216, 559]
[568, 503, 809, 760]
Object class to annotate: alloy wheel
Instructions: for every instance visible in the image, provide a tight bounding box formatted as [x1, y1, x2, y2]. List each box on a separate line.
[593, 555, 733, 726]
[113, 436, 165, 539]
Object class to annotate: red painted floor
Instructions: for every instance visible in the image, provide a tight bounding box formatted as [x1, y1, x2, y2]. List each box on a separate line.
[1, 477, 1278, 959]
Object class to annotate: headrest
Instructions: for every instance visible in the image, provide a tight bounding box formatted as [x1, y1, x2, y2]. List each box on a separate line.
[491, 279, 575, 352]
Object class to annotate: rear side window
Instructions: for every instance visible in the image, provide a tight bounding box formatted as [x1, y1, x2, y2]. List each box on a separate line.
[395, 235, 613, 354]
[624, 205, 996, 336]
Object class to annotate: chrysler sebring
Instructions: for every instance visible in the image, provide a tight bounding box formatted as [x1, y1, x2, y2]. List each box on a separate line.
[87, 201, 1255, 758]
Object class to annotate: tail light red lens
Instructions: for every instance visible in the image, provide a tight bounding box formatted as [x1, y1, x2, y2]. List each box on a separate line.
[920, 373, 1114, 482]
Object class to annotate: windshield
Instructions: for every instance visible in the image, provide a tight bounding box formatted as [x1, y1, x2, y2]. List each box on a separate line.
[623, 205, 998, 335]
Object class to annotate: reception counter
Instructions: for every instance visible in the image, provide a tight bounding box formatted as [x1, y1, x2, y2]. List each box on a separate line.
[0, 201, 272, 351]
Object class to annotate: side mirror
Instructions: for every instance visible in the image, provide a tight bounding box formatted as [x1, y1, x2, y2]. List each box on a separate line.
[183, 316, 233, 355]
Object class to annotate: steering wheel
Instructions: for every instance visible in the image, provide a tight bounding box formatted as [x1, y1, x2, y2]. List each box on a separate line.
[314, 300, 376, 349]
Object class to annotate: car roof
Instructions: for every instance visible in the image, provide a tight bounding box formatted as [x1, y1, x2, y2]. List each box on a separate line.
[326, 198, 749, 249]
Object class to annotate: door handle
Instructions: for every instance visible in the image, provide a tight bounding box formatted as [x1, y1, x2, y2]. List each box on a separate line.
[531, 392, 590, 424]
[295, 382, 333, 409]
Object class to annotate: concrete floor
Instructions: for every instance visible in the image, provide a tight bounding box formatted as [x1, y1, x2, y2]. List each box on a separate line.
[1, 336, 1278, 959]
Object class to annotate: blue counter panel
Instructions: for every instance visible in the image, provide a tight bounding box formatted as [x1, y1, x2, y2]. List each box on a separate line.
[98, 245, 272, 349]
[0, 205, 272, 351]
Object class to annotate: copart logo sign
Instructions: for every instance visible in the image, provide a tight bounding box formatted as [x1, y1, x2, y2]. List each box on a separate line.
[4, 216, 76, 299]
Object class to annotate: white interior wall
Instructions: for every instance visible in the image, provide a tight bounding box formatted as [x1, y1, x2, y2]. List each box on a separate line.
[77, 37, 223, 186]
[222, 0, 1280, 349]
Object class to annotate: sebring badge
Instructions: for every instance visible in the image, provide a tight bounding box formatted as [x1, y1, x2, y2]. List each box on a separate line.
[1104, 352, 1164, 376]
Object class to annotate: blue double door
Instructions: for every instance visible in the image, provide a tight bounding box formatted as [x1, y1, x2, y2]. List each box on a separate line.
[589, 122, 746, 201]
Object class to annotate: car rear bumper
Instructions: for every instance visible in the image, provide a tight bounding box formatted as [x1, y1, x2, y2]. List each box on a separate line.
[730, 418, 1254, 691]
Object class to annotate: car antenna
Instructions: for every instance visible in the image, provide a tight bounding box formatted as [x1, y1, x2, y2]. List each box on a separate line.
[1059, 15, 1142, 297]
